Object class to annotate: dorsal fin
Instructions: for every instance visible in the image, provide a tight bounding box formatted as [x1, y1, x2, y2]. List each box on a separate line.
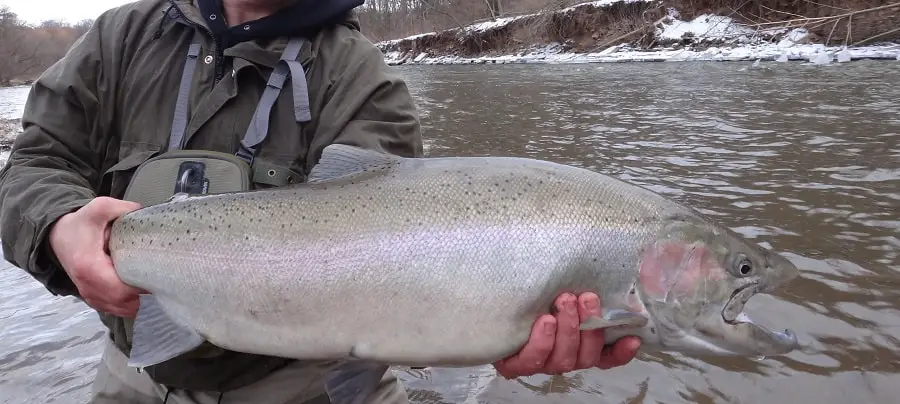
[166, 193, 193, 203]
[308, 144, 403, 183]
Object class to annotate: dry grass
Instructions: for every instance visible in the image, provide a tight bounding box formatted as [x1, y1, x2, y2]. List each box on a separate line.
[665, 0, 900, 46]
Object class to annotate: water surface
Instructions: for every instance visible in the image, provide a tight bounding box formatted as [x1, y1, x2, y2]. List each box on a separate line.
[0, 86, 29, 120]
[1, 60, 898, 403]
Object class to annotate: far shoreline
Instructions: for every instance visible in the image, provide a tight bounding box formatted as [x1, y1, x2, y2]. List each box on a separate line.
[381, 44, 900, 66]
[374, 1, 900, 68]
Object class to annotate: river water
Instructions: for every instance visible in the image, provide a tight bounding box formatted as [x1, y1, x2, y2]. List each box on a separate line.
[1, 60, 898, 403]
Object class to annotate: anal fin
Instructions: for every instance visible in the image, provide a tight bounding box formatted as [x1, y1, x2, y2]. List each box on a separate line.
[127, 294, 205, 368]
[324, 361, 390, 404]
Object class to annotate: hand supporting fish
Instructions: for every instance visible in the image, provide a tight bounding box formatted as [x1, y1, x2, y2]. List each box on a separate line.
[493, 292, 641, 378]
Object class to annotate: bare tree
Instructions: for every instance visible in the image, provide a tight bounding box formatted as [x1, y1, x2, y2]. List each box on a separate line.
[0, 7, 41, 86]
[0, 6, 93, 86]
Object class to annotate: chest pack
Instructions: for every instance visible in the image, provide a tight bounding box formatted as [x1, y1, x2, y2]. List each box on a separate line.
[112, 37, 313, 391]
[123, 37, 309, 207]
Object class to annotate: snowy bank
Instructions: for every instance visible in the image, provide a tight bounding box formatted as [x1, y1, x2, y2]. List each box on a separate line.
[383, 38, 900, 65]
[376, 1, 900, 65]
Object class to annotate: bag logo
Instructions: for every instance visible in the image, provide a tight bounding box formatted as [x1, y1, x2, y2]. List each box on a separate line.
[174, 161, 210, 195]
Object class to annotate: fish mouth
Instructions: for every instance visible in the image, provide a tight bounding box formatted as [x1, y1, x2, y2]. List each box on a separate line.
[720, 283, 799, 355]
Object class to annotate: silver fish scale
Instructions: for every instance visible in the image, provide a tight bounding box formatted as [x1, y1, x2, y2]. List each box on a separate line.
[110, 152, 693, 367]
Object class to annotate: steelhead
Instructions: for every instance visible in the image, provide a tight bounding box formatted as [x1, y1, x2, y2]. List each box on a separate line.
[108, 144, 801, 401]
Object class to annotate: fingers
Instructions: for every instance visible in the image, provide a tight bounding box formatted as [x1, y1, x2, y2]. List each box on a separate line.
[544, 293, 580, 374]
[84, 291, 140, 318]
[51, 197, 146, 318]
[80, 258, 142, 317]
[494, 314, 557, 379]
[494, 292, 643, 380]
[596, 336, 641, 370]
[575, 293, 605, 368]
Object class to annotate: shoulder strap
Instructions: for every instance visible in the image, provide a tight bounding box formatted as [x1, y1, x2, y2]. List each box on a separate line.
[166, 36, 312, 162]
[236, 37, 311, 165]
[168, 42, 202, 151]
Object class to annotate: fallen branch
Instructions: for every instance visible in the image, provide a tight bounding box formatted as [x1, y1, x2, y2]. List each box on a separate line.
[748, 2, 900, 27]
[760, 4, 806, 19]
[824, 16, 842, 45]
[852, 25, 900, 46]
[596, 14, 666, 50]
[801, 0, 851, 13]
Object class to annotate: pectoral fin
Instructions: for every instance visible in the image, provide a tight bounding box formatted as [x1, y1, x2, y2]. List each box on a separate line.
[579, 309, 649, 331]
[324, 361, 390, 404]
[127, 295, 205, 368]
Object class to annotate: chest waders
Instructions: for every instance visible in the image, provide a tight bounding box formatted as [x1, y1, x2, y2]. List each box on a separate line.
[116, 37, 312, 392]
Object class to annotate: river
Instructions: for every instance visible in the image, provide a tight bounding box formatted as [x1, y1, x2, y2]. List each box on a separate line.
[0, 60, 898, 403]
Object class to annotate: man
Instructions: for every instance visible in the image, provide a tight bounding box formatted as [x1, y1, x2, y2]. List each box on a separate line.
[0, 0, 641, 403]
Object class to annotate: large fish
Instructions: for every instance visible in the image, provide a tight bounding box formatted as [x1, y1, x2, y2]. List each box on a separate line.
[108, 144, 800, 402]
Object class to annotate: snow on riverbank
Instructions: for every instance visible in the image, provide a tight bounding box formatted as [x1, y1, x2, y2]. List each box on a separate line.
[383, 40, 900, 65]
[377, 1, 900, 65]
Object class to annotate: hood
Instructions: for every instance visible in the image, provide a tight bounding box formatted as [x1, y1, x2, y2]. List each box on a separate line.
[192, 0, 364, 48]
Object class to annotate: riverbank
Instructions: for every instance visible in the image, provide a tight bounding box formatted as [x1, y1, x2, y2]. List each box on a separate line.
[375, 0, 900, 65]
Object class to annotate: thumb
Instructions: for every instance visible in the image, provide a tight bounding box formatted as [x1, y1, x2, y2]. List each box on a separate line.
[85, 197, 142, 224]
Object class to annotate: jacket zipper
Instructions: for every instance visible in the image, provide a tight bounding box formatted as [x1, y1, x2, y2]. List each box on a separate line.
[167, 1, 226, 83]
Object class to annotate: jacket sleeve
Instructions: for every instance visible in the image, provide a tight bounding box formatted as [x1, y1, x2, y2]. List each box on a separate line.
[0, 17, 116, 296]
[306, 30, 424, 168]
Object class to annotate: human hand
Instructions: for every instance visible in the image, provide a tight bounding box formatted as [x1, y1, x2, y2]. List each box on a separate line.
[49, 196, 144, 318]
[493, 292, 642, 378]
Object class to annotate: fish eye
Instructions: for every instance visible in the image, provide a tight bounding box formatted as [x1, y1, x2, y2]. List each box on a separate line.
[736, 256, 753, 276]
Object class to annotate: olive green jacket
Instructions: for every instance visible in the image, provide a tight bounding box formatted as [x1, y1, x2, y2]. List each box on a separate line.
[0, 0, 422, 391]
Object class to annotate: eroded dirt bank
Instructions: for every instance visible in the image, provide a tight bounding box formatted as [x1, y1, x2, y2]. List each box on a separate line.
[376, 0, 900, 63]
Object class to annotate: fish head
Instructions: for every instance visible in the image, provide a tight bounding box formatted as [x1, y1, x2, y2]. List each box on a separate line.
[635, 214, 801, 357]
